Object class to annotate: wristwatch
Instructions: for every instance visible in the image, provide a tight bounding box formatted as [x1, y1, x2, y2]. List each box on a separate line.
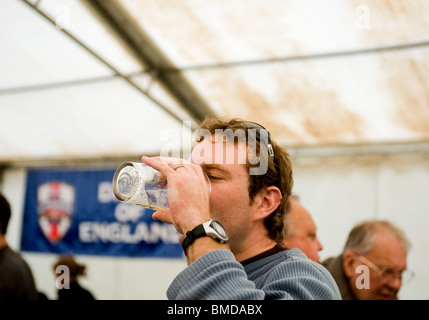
[181, 219, 228, 254]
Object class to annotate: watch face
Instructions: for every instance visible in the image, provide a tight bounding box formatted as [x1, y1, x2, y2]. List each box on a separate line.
[210, 220, 228, 238]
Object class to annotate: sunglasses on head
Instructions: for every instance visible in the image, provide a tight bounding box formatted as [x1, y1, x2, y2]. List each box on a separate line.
[244, 121, 275, 161]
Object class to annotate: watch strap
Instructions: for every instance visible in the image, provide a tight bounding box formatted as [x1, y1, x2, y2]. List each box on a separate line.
[181, 224, 205, 254]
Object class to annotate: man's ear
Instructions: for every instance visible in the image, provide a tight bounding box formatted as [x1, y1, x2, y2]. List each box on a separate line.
[254, 186, 282, 220]
[343, 250, 358, 278]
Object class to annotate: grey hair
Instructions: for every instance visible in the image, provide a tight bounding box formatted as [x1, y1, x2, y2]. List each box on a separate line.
[283, 194, 301, 239]
[343, 220, 411, 254]
[283, 211, 294, 239]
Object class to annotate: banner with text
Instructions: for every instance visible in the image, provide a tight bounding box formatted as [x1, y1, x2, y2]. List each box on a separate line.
[21, 167, 183, 258]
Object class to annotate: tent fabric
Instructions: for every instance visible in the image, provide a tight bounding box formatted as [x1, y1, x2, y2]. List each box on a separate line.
[1, 0, 429, 163]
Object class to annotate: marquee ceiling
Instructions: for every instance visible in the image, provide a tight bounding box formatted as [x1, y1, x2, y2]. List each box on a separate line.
[1, 0, 429, 166]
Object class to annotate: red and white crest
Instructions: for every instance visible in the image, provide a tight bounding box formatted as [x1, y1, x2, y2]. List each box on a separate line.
[37, 182, 75, 243]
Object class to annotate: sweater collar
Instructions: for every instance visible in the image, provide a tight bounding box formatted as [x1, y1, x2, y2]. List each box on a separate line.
[240, 244, 285, 266]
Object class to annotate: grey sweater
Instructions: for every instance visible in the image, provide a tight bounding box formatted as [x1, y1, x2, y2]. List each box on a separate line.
[167, 248, 341, 300]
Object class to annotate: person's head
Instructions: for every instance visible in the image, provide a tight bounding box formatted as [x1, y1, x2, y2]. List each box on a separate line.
[53, 256, 87, 284]
[0, 193, 12, 245]
[282, 195, 323, 262]
[191, 114, 293, 255]
[342, 220, 412, 300]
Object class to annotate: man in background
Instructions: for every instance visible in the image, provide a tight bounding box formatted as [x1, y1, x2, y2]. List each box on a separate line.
[322, 220, 413, 300]
[0, 192, 38, 300]
[282, 195, 323, 263]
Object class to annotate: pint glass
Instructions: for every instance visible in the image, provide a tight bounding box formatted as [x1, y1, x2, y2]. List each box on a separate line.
[112, 162, 169, 210]
[112, 161, 211, 210]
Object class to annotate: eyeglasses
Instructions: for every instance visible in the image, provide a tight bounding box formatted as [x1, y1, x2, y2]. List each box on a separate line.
[357, 255, 415, 285]
[244, 121, 274, 161]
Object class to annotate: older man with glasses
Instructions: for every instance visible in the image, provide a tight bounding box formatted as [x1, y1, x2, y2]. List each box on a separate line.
[322, 220, 413, 300]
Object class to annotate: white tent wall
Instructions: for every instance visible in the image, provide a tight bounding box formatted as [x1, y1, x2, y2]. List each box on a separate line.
[2, 147, 428, 300]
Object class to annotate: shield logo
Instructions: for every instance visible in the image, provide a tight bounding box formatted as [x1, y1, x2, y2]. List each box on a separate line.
[37, 182, 75, 243]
